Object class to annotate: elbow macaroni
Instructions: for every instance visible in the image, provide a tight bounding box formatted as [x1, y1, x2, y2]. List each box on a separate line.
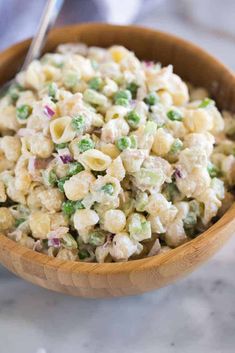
[0, 43, 234, 263]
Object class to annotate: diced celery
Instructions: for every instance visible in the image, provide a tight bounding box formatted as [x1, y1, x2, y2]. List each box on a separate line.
[83, 88, 108, 106]
[144, 121, 158, 135]
[189, 200, 201, 217]
[199, 98, 215, 108]
[183, 212, 197, 230]
[89, 230, 106, 246]
[130, 135, 137, 148]
[135, 192, 148, 212]
[62, 233, 78, 249]
[16, 104, 32, 120]
[134, 168, 164, 188]
[63, 71, 80, 89]
[170, 138, 183, 154]
[128, 213, 151, 241]
[48, 82, 58, 102]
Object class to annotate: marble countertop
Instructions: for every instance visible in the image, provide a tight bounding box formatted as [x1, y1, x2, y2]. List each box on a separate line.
[1, 2, 235, 353]
[1, 238, 235, 353]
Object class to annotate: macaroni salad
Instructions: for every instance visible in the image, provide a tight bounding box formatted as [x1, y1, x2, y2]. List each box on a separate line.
[0, 43, 234, 263]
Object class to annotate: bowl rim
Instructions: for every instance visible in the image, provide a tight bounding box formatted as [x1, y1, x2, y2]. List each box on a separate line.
[0, 22, 235, 276]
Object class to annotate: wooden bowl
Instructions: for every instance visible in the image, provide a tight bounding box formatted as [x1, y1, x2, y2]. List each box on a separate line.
[0, 23, 235, 298]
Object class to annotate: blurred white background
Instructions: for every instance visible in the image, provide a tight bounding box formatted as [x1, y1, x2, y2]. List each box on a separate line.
[0, 0, 235, 70]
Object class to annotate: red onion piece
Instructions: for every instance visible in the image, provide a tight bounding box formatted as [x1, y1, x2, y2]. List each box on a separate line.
[43, 105, 55, 118]
[47, 227, 69, 248]
[130, 99, 137, 108]
[57, 148, 74, 164]
[143, 60, 154, 68]
[28, 156, 52, 174]
[59, 155, 73, 164]
[35, 158, 52, 169]
[33, 240, 43, 251]
[48, 238, 61, 248]
[28, 156, 36, 175]
[174, 168, 183, 178]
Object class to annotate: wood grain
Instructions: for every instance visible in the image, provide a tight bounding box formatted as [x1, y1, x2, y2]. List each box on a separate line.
[0, 23, 235, 298]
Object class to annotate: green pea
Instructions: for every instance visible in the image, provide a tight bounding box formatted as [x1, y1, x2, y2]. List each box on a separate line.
[62, 200, 84, 216]
[170, 139, 183, 154]
[101, 183, 114, 195]
[62, 200, 76, 216]
[115, 90, 132, 101]
[71, 115, 85, 133]
[75, 200, 85, 210]
[8, 83, 23, 103]
[163, 182, 180, 202]
[167, 109, 182, 121]
[207, 163, 220, 178]
[15, 218, 25, 227]
[55, 142, 69, 150]
[16, 104, 32, 120]
[125, 110, 141, 129]
[88, 77, 103, 91]
[116, 136, 131, 151]
[48, 169, 57, 186]
[115, 98, 129, 107]
[126, 82, 139, 99]
[78, 138, 94, 152]
[68, 162, 84, 176]
[144, 92, 159, 106]
[183, 212, 197, 230]
[79, 249, 90, 260]
[57, 176, 69, 192]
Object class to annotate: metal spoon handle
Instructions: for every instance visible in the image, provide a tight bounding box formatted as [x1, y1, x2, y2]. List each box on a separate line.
[21, 0, 64, 71]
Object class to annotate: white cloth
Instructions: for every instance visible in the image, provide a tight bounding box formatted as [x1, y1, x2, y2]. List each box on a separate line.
[0, 0, 160, 50]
